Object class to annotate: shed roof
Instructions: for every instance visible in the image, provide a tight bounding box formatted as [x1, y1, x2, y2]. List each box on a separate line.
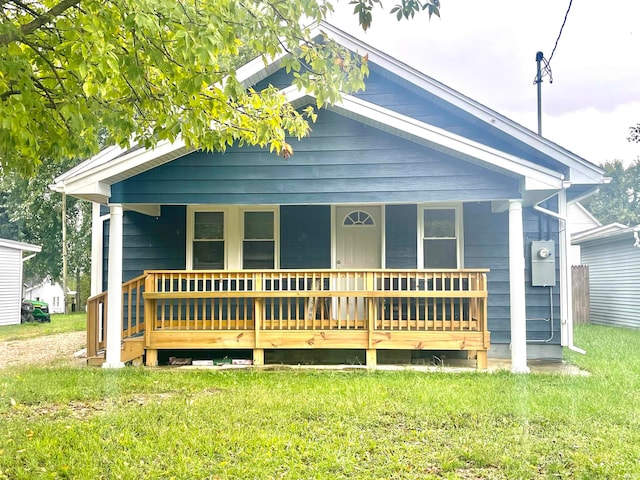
[0, 238, 42, 253]
[572, 223, 640, 245]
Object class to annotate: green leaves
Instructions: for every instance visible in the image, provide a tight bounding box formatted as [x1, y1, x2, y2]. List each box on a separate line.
[390, 0, 441, 21]
[351, 0, 440, 29]
[0, 0, 438, 175]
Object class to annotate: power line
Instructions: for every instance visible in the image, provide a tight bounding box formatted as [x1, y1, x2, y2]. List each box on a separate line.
[533, 0, 574, 135]
[548, 0, 574, 65]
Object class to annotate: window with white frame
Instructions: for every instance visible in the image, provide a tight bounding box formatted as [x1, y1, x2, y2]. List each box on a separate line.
[243, 211, 275, 269]
[193, 211, 225, 269]
[421, 206, 461, 268]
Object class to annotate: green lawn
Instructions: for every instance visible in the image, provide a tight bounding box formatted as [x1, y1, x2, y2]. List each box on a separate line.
[0, 313, 86, 342]
[1, 324, 639, 479]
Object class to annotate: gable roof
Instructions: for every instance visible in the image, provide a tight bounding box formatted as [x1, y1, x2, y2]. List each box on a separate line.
[52, 21, 605, 205]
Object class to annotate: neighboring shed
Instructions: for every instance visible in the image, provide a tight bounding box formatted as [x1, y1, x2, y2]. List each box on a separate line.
[0, 238, 41, 326]
[573, 224, 640, 328]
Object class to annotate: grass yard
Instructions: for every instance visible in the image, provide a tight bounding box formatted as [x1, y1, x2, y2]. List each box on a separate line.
[1, 324, 640, 479]
[0, 313, 86, 342]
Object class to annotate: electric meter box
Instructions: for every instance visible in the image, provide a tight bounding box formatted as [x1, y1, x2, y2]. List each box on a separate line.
[531, 240, 556, 287]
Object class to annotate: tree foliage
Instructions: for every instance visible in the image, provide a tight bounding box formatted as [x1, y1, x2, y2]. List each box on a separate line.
[0, 159, 91, 287]
[0, 0, 442, 176]
[0, 0, 371, 175]
[350, 0, 439, 30]
[583, 159, 640, 226]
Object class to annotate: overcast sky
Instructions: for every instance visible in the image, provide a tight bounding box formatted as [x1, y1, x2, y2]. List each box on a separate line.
[329, 0, 640, 167]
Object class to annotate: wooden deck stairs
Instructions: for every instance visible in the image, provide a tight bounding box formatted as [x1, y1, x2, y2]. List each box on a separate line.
[87, 336, 145, 366]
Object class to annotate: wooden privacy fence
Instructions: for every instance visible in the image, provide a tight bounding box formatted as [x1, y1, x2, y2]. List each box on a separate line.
[572, 265, 590, 324]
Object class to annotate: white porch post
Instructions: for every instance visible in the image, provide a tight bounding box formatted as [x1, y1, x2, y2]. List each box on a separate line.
[90, 202, 102, 297]
[508, 199, 530, 373]
[103, 204, 125, 369]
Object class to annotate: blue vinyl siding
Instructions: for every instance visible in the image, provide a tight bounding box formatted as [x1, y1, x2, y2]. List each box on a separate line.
[110, 111, 520, 205]
[280, 205, 331, 268]
[356, 68, 566, 175]
[254, 69, 294, 91]
[463, 202, 560, 345]
[385, 204, 417, 268]
[103, 206, 186, 290]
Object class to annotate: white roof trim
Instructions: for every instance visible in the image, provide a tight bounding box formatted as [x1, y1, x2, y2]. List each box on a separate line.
[0, 238, 42, 253]
[572, 222, 630, 244]
[52, 138, 194, 201]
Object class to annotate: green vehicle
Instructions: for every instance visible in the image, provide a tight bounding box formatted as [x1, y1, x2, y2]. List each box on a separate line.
[21, 299, 51, 323]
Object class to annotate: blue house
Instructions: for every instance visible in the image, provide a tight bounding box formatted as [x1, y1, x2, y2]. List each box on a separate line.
[52, 23, 605, 371]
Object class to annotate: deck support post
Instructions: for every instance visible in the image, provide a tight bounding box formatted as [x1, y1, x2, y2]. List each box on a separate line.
[253, 348, 264, 366]
[508, 199, 529, 373]
[103, 204, 125, 369]
[145, 349, 158, 367]
[366, 349, 377, 368]
[476, 350, 488, 370]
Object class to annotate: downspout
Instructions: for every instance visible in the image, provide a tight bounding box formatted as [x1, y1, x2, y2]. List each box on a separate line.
[533, 186, 597, 355]
[22, 253, 38, 262]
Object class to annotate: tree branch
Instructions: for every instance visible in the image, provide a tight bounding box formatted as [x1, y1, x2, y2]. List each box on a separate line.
[0, 0, 81, 46]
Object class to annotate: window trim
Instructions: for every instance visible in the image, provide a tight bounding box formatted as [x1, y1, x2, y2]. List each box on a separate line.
[418, 204, 464, 269]
[187, 206, 228, 270]
[187, 205, 279, 270]
[240, 207, 280, 269]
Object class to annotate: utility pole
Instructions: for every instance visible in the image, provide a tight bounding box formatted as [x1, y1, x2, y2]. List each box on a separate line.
[62, 192, 68, 314]
[535, 51, 543, 136]
[534, 51, 553, 137]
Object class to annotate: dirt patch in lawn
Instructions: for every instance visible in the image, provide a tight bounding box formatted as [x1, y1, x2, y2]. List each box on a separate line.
[0, 331, 86, 369]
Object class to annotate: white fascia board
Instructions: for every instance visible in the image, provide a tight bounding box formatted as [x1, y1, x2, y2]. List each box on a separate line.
[53, 145, 126, 186]
[317, 22, 605, 184]
[572, 222, 629, 244]
[58, 138, 192, 199]
[63, 181, 112, 204]
[0, 238, 41, 253]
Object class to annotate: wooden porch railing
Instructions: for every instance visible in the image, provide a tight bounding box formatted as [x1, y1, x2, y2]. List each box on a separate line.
[86, 274, 146, 359]
[87, 269, 490, 367]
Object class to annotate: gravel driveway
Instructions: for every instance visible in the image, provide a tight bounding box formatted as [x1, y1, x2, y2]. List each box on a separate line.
[0, 331, 86, 369]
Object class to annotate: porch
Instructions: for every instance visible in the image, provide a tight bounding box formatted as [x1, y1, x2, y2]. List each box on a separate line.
[87, 269, 490, 368]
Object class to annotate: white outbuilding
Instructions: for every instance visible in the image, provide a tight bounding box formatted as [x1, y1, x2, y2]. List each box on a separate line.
[0, 238, 41, 326]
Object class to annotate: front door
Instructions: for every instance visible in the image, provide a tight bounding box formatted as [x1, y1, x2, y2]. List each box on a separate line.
[335, 206, 382, 269]
[334, 206, 381, 323]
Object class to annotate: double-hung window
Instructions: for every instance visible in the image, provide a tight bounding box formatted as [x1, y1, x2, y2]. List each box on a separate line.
[192, 211, 225, 269]
[243, 211, 275, 269]
[421, 206, 461, 268]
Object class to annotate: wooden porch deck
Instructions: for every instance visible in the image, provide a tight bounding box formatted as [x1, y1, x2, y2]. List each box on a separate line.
[86, 269, 490, 368]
